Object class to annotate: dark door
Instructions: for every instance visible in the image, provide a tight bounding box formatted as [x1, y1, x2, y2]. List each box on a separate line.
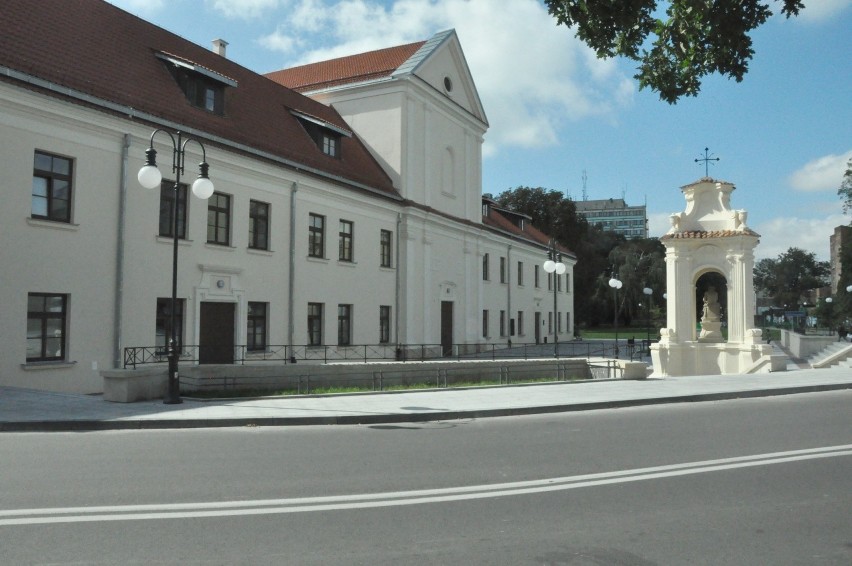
[199, 302, 235, 364]
[441, 301, 453, 357]
[535, 311, 542, 345]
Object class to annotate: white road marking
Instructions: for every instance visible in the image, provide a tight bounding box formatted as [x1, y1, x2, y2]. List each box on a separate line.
[2, 444, 850, 526]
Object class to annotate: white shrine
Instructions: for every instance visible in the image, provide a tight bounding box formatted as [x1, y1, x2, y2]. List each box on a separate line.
[650, 178, 775, 376]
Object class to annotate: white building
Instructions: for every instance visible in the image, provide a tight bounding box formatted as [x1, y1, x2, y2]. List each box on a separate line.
[0, 0, 575, 394]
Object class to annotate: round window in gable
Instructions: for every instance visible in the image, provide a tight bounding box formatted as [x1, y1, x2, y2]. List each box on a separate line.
[443, 76, 453, 93]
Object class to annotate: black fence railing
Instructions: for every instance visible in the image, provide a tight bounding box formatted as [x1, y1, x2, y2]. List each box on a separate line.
[123, 339, 655, 369]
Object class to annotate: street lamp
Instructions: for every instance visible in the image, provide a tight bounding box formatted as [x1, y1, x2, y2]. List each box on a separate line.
[542, 240, 567, 357]
[138, 129, 214, 404]
[608, 274, 623, 358]
[825, 297, 833, 334]
[643, 287, 653, 351]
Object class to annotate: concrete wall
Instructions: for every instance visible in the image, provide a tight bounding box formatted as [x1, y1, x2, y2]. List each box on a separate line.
[780, 329, 836, 359]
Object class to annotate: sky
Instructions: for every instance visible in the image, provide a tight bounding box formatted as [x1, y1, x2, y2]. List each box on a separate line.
[107, 0, 852, 261]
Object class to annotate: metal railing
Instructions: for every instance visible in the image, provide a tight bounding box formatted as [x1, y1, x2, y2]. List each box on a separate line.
[123, 340, 654, 369]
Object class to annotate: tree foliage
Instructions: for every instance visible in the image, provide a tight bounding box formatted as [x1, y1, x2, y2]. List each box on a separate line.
[495, 186, 666, 328]
[753, 247, 830, 307]
[544, 0, 804, 103]
[839, 158, 852, 215]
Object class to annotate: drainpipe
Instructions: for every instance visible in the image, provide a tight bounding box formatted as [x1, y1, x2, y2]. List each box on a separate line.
[113, 133, 130, 369]
[507, 244, 512, 346]
[287, 181, 298, 363]
[395, 212, 402, 357]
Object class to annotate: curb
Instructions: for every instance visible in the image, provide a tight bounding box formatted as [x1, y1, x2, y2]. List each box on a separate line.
[2, 382, 849, 433]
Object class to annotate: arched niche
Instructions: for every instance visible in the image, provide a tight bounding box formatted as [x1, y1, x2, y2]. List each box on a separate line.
[694, 270, 727, 342]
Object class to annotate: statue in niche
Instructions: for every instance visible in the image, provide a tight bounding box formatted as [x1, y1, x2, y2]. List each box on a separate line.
[701, 286, 721, 322]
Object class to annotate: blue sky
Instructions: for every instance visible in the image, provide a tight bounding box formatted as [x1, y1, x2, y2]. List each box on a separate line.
[109, 0, 851, 261]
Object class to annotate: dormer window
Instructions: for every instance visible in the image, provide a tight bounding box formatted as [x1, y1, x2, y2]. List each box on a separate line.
[157, 52, 237, 116]
[321, 132, 338, 157]
[290, 109, 351, 159]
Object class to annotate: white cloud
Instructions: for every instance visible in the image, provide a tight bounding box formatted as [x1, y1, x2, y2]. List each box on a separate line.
[797, 0, 852, 23]
[208, 0, 284, 19]
[647, 210, 846, 262]
[753, 214, 847, 261]
[788, 150, 852, 191]
[255, 0, 634, 156]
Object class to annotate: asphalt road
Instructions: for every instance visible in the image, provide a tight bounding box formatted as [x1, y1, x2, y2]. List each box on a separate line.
[1, 391, 850, 565]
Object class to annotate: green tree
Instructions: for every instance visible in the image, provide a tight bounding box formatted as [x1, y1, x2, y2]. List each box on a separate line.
[597, 238, 666, 327]
[839, 158, 852, 215]
[753, 247, 830, 308]
[544, 0, 804, 103]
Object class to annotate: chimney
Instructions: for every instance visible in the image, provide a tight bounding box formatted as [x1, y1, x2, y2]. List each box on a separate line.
[212, 39, 228, 58]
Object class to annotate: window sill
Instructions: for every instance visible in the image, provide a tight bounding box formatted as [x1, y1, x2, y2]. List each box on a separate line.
[306, 255, 329, 264]
[247, 247, 274, 256]
[27, 218, 79, 231]
[155, 235, 193, 246]
[21, 360, 77, 371]
[337, 260, 357, 268]
[205, 243, 235, 251]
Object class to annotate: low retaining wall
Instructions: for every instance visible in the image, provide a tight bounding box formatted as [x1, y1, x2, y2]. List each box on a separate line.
[179, 358, 597, 394]
[780, 329, 836, 359]
[102, 357, 647, 402]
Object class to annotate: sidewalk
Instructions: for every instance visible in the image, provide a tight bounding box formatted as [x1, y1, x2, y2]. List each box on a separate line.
[2, 362, 850, 432]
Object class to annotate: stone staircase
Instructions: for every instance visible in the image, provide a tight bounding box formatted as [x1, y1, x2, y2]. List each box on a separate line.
[807, 341, 852, 369]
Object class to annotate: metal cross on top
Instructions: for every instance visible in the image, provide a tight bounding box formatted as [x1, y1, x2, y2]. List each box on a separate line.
[694, 147, 720, 177]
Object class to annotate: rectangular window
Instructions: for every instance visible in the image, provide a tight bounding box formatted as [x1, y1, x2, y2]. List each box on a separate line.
[482, 254, 490, 281]
[307, 302, 323, 346]
[379, 305, 391, 344]
[534, 265, 540, 288]
[557, 312, 562, 333]
[548, 312, 553, 334]
[322, 134, 338, 157]
[339, 219, 353, 262]
[155, 298, 184, 353]
[26, 293, 67, 362]
[308, 213, 325, 258]
[32, 151, 73, 223]
[500, 310, 506, 337]
[547, 273, 553, 291]
[557, 274, 562, 292]
[380, 229, 393, 268]
[247, 302, 268, 351]
[207, 192, 231, 245]
[338, 304, 352, 346]
[482, 310, 489, 338]
[517, 311, 524, 336]
[500, 257, 507, 284]
[565, 274, 570, 293]
[248, 200, 270, 250]
[517, 261, 524, 286]
[159, 182, 188, 238]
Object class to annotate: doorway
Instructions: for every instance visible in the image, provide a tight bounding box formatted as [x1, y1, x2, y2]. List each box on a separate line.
[441, 301, 453, 357]
[199, 302, 235, 364]
[534, 312, 542, 344]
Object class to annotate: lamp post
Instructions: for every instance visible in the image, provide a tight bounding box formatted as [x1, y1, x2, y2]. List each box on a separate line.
[643, 287, 653, 352]
[138, 129, 214, 404]
[542, 240, 567, 357]
[825, 297, 833, 335]
[608, 274, 623, 358]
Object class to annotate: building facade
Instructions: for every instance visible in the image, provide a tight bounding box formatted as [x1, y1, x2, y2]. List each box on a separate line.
[575, 198, 648, 239]
[1, 0, 574, 394]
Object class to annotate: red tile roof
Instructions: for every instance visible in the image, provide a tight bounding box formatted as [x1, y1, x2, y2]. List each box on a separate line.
[483, 206, 574, 257]
[0, 0, 396, 196]
[265, 42, 425, 92]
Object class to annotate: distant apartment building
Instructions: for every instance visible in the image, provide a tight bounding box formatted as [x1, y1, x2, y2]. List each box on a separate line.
[575, 198, 648, 239]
